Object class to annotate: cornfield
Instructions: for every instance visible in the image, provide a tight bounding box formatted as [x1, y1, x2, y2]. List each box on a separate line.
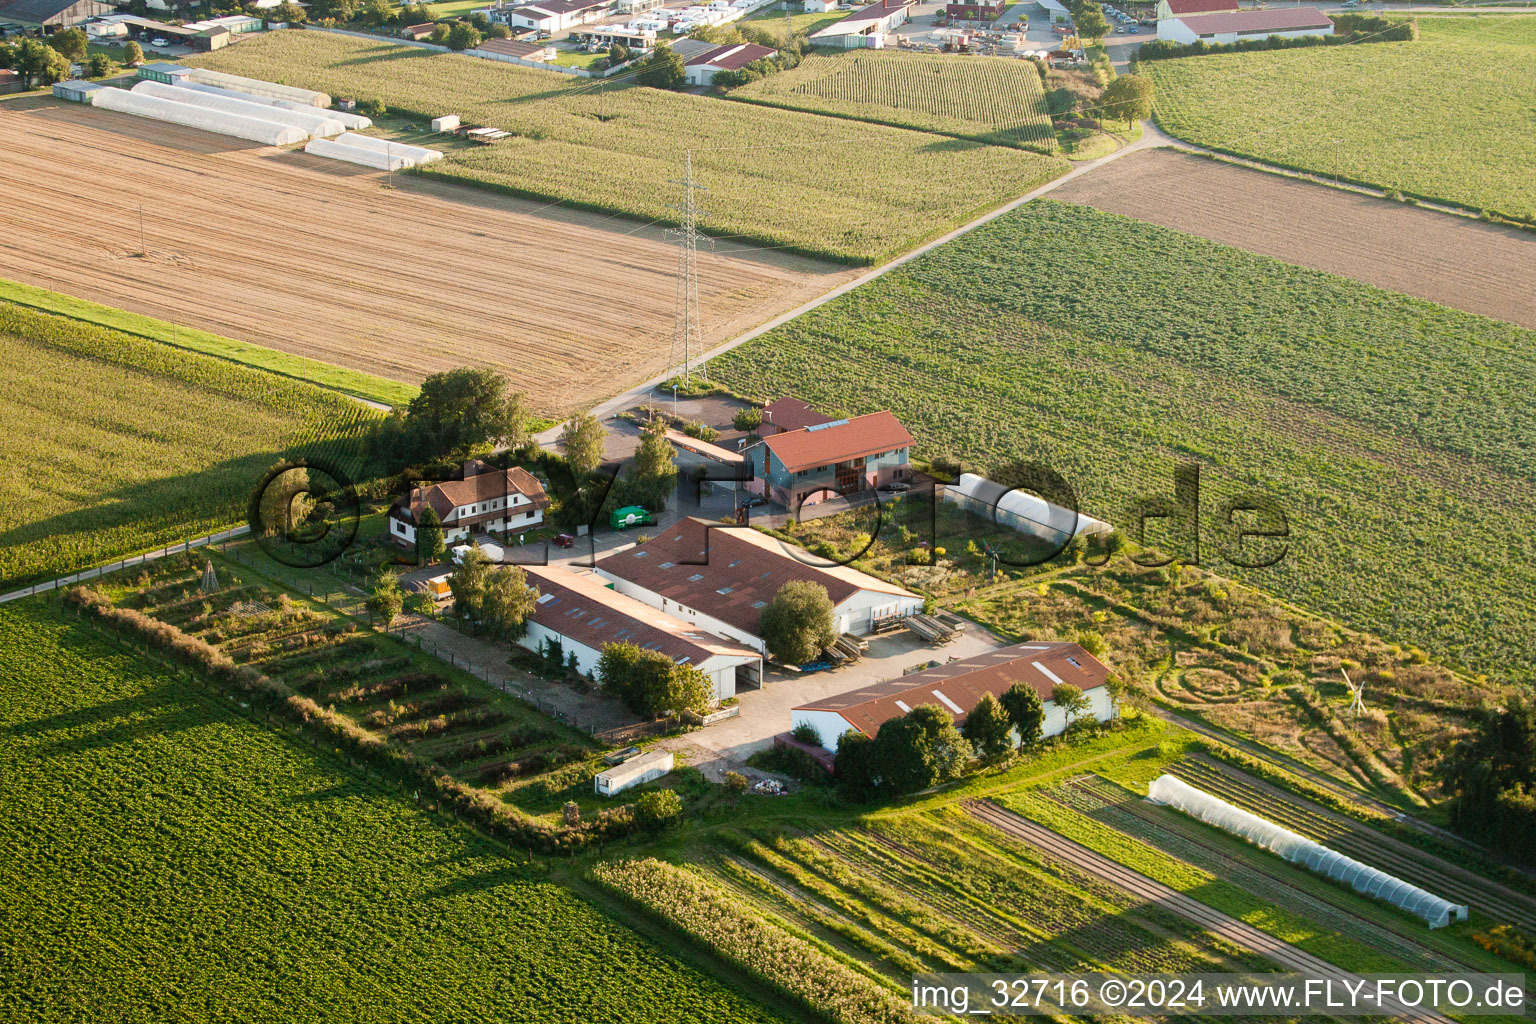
[733, 51, 1057, 154]
[0, 303, 379, 588]
[190, 32, 1066, 265]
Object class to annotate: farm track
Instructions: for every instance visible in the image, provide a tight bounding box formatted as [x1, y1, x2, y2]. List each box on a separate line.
[0, 98, 851, 416]
[1170, 758, 1536, 936]
[965, 799, 1455, 1024]
[1051, 148, 1536, 331]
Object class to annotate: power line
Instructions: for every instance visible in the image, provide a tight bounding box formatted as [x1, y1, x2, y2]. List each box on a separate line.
[666, 149, 709, 385]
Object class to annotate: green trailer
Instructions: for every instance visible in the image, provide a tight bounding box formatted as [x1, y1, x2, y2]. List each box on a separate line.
[609, 506, 653, 530]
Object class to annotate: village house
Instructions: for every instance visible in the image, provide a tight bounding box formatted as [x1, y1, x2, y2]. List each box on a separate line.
[791, 641, 1115, 752]
[387, 459, 550, 549]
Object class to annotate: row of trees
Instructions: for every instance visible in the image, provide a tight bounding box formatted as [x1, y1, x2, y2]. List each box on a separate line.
[1436, 697, 1536, 859]
[0, 32, 123, 88]
[833, 681, 1091, 800]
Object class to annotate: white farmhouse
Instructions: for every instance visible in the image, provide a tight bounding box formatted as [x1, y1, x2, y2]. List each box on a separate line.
[387, 459, 550, 549]
[791, 641, 1115, 752]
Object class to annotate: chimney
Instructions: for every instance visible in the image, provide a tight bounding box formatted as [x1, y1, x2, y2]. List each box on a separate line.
[463, 459, 479, 479]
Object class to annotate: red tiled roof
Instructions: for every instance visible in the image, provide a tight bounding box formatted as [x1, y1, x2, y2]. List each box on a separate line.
[1162, 0, 1237, 15]
[762, 396, 833, 433]
[796, 641, 1109, 738]
[828, 0, 914, 27]
[398, 459, 550, 523]
[595, 518, 917, 637]
[524, 566, 759, 666]
[761, 410, 912, 474]
[1176, 6, 1332, 32]
[684, 42, 778, 70]
[473, 37, 549, 57]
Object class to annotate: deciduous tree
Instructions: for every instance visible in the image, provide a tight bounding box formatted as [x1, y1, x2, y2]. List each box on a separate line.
[1053, 683, 1090, 725]
[367, 570, 404, 627]
[48, 27, 87, 61]
[758, 580, 836, 666]
[1000, 682, 1044, 749]
[402, 367, 527, 460]
[559, 413, 606, 475]
[962, 692, 1014, 763]
[416, 504, 446, 564]
[1100, 73, 1154, 129]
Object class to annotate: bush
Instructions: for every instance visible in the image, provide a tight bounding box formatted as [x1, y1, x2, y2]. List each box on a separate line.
[723, 770, 749, 794]
[634, 788, 683, 830]
[790, 722, 822, 747]
[732, 407, 762, 432]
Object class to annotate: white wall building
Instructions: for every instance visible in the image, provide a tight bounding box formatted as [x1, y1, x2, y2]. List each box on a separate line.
[791, 641, 1115, 752]
[810, 0, 913, 46]
[595, 749, 674, 795]
[1157, 6, 1333, 44]
[388, 459, 550, 549]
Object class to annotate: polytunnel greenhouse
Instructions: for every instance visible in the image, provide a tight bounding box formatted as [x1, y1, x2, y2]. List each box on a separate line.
[186, 68, 331, 108]
[331, 132, 444, 164]
[132, 82, 344, 139]
[304, 138, 415, 172]
[92, 88, 307, 147]
[178, 81, 373, 129]
[1147, 774, 1468, 929]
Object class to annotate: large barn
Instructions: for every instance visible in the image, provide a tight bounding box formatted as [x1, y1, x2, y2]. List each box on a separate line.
[1157, 6, 1333, 44]
[0, 0, 113, 30]
[791, 641, 1115, 752]
[593, 517, 924, 653]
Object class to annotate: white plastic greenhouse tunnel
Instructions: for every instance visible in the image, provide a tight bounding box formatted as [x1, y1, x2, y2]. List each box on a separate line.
[91, 88, 307, 147]
[186, 67, 331, 108]
[132, 81, 345, 139]
[1146, 774, 1468, 928]
[303, 137, 416, 171]
[329, 132, 443, 164]
[176, 81, 373, 129]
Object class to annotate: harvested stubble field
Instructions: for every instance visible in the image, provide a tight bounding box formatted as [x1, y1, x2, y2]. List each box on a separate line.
[0, 96, 848, 415]
[0, 303, 376, 588]
[1051, 148, 1536, 330]
[709, 201, 1536, 685]
[730, 50, 1057, 153]
[1145, 16, 1536, 223]
[0, 603, 788, 1024]
[189, 31, 1067, 264]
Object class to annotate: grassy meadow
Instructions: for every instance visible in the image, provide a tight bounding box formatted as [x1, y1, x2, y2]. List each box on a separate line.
[708, 200, 1536, 684]
[1145, 16, 1536, 222]
[0, 302, 379, 588]
[190, 31, 1066, 264]
[730, 50, 1057, 152]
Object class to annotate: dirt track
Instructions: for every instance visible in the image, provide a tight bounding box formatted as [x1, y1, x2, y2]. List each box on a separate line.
[1051, 148, 1536, 331]
[0, 97, 852, 414]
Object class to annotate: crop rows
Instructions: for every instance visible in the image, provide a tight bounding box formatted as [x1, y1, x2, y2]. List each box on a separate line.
[732, 51, 1057, 152]
[708, 200, 1536, 684]
[0, 303, 378, 588]
[191, 32, 1065, 264]
[1146, 16, 1536, 223]
[0, 603, 781, 1023]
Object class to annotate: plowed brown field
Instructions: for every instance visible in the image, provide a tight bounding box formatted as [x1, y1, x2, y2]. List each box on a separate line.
[1052, 148, 1536, 331]
[0, 97, 853, 414]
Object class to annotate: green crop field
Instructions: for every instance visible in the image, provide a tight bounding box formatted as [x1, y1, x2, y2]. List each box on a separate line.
[190, 31, 1066, 264]
[0, 602, 787, 1023]
[731, 51, 1057, 152]
[1145, 16, 1536, 223]
[708, 201, 1536, 684]
[0, 303, 379, 588]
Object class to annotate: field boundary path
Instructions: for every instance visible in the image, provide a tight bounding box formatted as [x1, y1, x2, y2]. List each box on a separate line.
[966, 799, 1457, 1024]
[0, 525, 250, 606]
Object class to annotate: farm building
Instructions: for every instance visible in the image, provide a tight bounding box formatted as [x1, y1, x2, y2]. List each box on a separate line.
[571, 24, 656, 50]
[114, 15, 235, 50]
[665, 428, 749, 487]
[51, 78, 104, 101]
[469, 35, 558, 62]
[519, 566, 762, 700]
[136, 61, 195, 84]
[803, 0, 838, 11]
[810, 0, 914, 46]
[791, 641, 1115, 752]
[502, 0, 613, 33]
[1154, 0, 1236, 19]
[132, 81, 346, 137]
[683, 41, 777, 85]
[90, 86, 308, 145]
[742, 410, 913, 509]
[759, 395, 834, 436]
[594, 749, 673, 796]
[943, 473, 1111, 545]
[183, 13, 263, 35]
[388, 459, 550, 548]
[399, 21, 436, 39]
[0, 0, 111, 30]
[0, 69, 24, 94]
[1157, 6, 1332, 44]
[594, 517, 924, 652]
[947, 0, 1008, 21]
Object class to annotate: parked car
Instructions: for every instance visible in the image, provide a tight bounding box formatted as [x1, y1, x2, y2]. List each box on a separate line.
[553, 533, 575, 548]
[879, 481, 912, 492]
[739, 495, 765, 508]
[150, 36, 169, 46]
[608, 505, 653, 530]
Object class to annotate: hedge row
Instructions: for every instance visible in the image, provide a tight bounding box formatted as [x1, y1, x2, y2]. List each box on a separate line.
[65, 586, 637, 853]
[1136, 18, 1415, 62]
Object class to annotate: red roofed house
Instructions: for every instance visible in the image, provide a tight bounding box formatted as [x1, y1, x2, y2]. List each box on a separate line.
[683, 42, 778, 86]
[810, 0, 914, 47]
[518, 566, 762, 699]
[1154, 0, 1237, 18]
[758, 396, 835, 436]
[594, 517, 924, 650]
[1157, 4, 1333, 43]
[744, 410, 913, 508]
[791, 641, 1115, 752]
[388, 459, 550, 549]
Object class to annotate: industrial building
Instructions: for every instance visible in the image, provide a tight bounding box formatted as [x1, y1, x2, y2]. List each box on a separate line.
[518, 566, 762, 700]
[810, 0, 914, 47]
[0, 0, 112, 31]
[791, 641, 1114, 752]
[682, 41, 777, 85]
[1153, 0, 1237, 19]
[594, 517, 924, 653]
